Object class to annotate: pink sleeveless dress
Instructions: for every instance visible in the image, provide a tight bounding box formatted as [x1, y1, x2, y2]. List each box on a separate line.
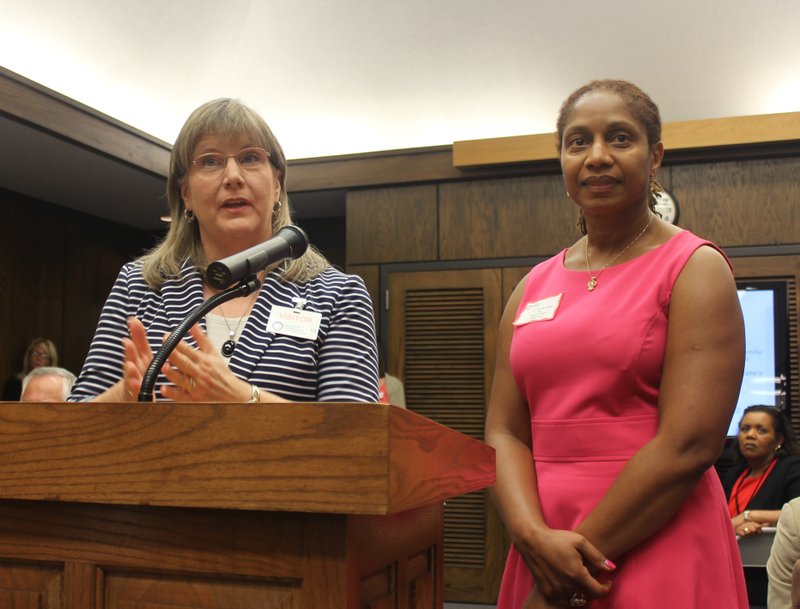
[497, 230, 747, 608]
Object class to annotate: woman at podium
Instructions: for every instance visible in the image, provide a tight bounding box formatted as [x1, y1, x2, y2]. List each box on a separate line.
[70, 99, 379, 404]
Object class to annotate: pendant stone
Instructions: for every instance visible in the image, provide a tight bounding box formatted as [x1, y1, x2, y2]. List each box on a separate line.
[587, 278, 597, 292]
[221, 339, 236, 357]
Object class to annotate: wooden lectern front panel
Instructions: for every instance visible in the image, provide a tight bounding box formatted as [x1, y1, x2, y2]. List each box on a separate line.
[104, 571, 298, 608]
[0, 402, 488, 608]
[0, 500, 444, 609]
[0, 562, 62, 609]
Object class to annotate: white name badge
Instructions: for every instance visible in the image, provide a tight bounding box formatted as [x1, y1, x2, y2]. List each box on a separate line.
[267, 305, 322, 340]
[513, 293, 563, 325]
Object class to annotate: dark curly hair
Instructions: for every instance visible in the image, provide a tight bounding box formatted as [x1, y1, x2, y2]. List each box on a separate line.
[732, 405, 798, 464]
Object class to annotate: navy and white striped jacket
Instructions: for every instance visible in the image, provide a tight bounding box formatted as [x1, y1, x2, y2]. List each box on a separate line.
[69, 260, 380, 403]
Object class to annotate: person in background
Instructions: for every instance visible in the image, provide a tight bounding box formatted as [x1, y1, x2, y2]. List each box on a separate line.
[377, 344, 406, 407]
[767, 497, 800, 609]
[378, 371, 406, 407]
[2, 338, 59, 401]
[20, 366, 76, 402]
[723, 405, 800, 537]
[485, 80, 746, 608]
[69, 98, 378, 404]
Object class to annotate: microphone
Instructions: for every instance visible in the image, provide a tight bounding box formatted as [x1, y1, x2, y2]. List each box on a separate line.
[206, 226, 309, 289]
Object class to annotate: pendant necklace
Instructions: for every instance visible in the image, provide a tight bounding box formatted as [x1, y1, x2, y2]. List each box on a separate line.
[585, 212, 653, 292]
[219, 289, 260, 357]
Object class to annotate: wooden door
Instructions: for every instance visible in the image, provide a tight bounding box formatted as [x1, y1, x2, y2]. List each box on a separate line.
[387, 268, 508, 603]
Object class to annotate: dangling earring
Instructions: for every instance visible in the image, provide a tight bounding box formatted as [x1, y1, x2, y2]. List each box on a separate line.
[648, 176, 664, 212]
[272, 201, 283, 217]
[184, 209, 195, 222]
[576, 208, 587, 235]
[649, 176, 663, 197]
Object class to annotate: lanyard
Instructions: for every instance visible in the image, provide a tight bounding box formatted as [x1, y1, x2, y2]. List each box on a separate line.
[731, 458, 778, 513]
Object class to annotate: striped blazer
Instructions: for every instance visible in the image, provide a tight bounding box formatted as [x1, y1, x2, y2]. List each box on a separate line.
[69, 261, 380, 403]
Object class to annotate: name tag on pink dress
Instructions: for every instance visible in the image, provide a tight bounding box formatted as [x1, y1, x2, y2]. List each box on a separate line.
[513, 293, 563, 325]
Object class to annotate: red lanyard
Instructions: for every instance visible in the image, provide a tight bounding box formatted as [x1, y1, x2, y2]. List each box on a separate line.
[729, 459, 778, 517]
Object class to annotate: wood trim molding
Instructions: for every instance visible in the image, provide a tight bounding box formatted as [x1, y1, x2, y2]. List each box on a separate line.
[453, 133, 557, 168]
[453, 111, 800, 168]
[0, 66, 170, 177]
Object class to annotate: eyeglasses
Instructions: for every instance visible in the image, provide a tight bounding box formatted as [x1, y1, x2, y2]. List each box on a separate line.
[191, 147, 271, 175]
[31, 351, 51, 361]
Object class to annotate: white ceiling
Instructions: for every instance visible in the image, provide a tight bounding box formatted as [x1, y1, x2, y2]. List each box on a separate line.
[1, 0, 799, 227]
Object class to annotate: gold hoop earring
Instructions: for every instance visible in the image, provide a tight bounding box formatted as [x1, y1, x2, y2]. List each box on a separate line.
[272, 201, 283, 217]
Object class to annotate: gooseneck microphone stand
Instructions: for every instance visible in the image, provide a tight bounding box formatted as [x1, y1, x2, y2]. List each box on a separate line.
[137, 275, 261, 402]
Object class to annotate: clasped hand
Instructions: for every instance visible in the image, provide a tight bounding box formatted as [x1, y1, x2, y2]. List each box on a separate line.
[735, 521, 764, 538]
[120, 318, 253, 402]
[518, 527, 614, 608]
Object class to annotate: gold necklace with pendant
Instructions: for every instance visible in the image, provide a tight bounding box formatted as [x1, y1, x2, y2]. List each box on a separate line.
[585, 213, 653, 292]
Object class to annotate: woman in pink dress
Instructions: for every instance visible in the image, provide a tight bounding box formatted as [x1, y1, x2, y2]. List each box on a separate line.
[485, 80, 748, 608]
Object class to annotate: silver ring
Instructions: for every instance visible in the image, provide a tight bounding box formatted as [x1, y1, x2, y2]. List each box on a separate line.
[569, 592, 588, 607]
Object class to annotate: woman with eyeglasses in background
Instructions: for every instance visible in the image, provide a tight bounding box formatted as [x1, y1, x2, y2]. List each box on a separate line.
[69, 98, 378, 404]
[2, 337, 59, 401]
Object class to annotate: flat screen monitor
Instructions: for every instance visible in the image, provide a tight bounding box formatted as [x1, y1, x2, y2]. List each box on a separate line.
[728, 280, 790, 436]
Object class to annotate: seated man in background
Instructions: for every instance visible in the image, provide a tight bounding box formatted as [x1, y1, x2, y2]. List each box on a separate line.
[20, 367, 76, 402]
[767, 497, 800, 608]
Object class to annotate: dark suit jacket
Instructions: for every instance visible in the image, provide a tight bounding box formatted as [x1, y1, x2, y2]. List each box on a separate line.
[722, 455, 800, 510]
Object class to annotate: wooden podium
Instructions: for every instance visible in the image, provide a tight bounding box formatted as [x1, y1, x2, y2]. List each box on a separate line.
[0, 401, 495, 608]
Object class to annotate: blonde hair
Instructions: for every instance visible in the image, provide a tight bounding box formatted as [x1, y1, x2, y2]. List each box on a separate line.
[139, 98, 328, 289]
[18, 337, 58, 379]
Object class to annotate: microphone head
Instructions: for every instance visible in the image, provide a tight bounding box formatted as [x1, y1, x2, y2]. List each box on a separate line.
[276, 225, 309, 259]
[206, 225, 310, 290]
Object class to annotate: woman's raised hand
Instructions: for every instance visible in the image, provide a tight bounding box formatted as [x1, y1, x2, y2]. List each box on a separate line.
[119, 317, 155, 401]
[160, 324, 253, 403]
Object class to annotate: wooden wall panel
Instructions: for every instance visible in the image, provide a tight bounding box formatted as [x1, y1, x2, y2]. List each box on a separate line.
[670, 157, 800, 246]
[62, 214, 158, 377]
[0, 188, 157, 392]
[439, 176, 577, 260]
[298, 215, 346, 270]
[0, 195, 68, 377]
[501, 267, 532, 305]
[347, 264, 380, 337]
[347, 186, 438, 264]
